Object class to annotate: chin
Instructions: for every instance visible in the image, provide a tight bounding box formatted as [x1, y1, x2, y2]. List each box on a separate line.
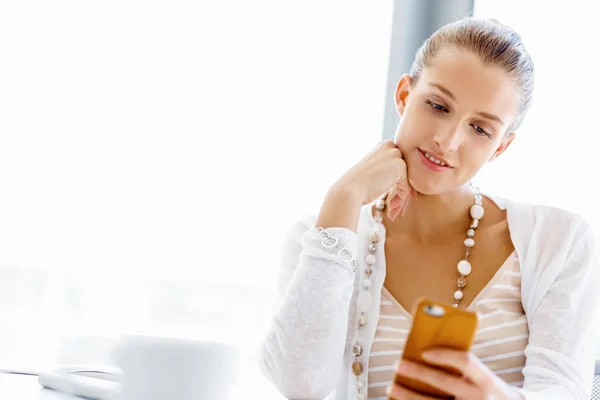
[408, 176, 446, 195]
[404, 156, 449, 195]
[406, 163, 459, 195]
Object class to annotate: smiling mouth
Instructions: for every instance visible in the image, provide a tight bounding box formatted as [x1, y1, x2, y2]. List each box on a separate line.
[418, 148, 453, 168]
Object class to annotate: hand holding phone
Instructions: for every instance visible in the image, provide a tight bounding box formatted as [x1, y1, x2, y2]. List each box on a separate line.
[389, 297, 479, 399]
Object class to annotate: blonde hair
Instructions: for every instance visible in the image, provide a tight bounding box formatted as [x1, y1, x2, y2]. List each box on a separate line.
[410, 18, 535, 134]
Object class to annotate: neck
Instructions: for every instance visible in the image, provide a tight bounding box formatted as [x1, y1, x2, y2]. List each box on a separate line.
[384, 184, 476, 241]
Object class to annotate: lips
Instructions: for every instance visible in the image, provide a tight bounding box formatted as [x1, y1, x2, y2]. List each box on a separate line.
[418, 148, 453, 168]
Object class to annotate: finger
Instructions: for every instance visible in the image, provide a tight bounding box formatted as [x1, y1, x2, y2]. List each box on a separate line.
[410, 186, 418, 200]
[388, 192, 409, 220]
[388, 189, 411, 220]
[388, 193, 404, 210]
[399, 192, 411, 214]
[388, 205, 402, 221]
[390, 197, 409, 221]
[421, 349, 492, 387]
[388, 193, 410, 221]
[386, 185, 398, 209]
[386, 186, 401, 221]
[386, 381, 434, 399]
[395, 178, 413, 206]
[394, 360, 478, 399]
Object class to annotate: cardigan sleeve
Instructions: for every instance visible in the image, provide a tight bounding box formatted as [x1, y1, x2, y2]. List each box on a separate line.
[257, 216, 358, 400]
[515, 226, 600, 400]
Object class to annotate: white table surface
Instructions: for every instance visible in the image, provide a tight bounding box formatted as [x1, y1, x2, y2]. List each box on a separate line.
[0, 373, 79, 399]
[0, 371, 285, 399]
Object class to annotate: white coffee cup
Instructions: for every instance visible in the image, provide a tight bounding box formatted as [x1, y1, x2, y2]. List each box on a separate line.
[112, 335, 240, 400]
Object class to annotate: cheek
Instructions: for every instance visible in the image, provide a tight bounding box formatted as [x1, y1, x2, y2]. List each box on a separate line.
[460, 144, 497, 169]
[394, 106, 433, 145]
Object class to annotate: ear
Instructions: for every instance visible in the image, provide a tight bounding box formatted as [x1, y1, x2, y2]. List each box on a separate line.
[395, 73, 412, 117]
[489, 132, 516, 161]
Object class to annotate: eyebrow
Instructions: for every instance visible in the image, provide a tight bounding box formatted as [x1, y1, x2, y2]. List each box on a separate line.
[429, 83, 456, 101]
[428, 82, 505, 126]
[475, 111, 505, 126]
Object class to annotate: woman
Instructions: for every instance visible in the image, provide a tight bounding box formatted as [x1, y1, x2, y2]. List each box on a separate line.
[258, 17, 599, 400]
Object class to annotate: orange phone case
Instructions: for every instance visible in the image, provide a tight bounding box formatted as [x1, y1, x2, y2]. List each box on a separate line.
[389, 297, 479, 399]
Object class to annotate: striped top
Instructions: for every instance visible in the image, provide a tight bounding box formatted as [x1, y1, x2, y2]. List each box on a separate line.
[368, 252, 528, 399]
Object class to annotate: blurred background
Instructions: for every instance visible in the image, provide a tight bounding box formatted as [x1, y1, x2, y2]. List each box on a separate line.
[0, 0, 598, 398]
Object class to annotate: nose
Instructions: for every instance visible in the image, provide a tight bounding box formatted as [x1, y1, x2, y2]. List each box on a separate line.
[433, 121, 463, 153]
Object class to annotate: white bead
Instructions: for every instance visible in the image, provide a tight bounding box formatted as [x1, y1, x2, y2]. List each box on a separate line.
[370, 232, 380, 243]
[457, 260, 472, 276]
[357, 393, 366, 400]
[454, 290, 464, 300]
[363, 279, 372, 288]
[356, 381, 365, 389]
[357, 291, 373, 311]
[467, 229, 475, 238]
[471, 219, 479, 228]
[470, 204, 484, 220]
[358, 314, 367, 327]
[365, 254, 376, 265]
[375, 198, 385, 210]
[464, 238, 475, 247]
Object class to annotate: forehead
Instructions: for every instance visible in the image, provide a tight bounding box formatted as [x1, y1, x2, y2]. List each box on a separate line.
[416, 47, 520, 125]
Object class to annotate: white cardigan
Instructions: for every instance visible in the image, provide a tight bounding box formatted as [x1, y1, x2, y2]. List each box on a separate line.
[258, 195, 600, 400]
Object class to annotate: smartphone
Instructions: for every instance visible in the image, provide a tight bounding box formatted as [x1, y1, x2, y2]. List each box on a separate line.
[389, 297, 479, 399]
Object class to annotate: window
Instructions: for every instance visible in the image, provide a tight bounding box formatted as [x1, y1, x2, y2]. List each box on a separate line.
[0, 1, 394, 396]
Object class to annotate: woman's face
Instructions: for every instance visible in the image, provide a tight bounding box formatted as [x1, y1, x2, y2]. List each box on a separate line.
[394, 47, 521, 195]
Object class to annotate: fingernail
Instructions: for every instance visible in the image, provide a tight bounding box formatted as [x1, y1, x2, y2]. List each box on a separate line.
[421, 351, 436, 361]
[386, 385, 396, 397]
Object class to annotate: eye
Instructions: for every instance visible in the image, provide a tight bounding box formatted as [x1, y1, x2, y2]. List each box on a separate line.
[471, 124, 492, 139]
[425, 99, 449, 113]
